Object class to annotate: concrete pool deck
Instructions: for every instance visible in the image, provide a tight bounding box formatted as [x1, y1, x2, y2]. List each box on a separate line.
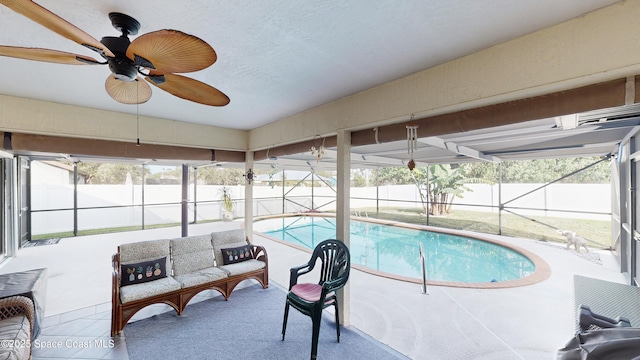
[0, 220, 626, 359]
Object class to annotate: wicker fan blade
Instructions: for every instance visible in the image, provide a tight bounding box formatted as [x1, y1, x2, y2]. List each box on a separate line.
[0, 0, 114, 58]
[127, 30, 216, 74]
[145, 73, 229, 106]
[0, 46, 102, 65]
[105, 76, 152, 105]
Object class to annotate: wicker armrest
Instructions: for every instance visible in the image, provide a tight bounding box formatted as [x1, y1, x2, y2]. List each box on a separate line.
[0, 296, 35, 335]
[251, 244, 268, 262]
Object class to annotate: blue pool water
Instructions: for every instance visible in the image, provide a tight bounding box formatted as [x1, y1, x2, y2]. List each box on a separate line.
[255, 216, 535, 283]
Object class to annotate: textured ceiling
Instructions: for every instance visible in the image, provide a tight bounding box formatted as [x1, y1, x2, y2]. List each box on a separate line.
[0, 0, 621, 130]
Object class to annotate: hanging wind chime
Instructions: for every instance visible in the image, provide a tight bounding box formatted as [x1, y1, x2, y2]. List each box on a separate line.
[406, 116, 418, 171]
[310, 136, 326, 163]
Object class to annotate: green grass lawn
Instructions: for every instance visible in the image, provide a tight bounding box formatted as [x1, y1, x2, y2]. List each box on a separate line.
[32, 208, 611, 250]
[356, 207, 611, 249]
[30, 220, 220, 241]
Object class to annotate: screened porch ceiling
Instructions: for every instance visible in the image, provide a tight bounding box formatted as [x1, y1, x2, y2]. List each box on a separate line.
[2, 1, 634, 171]
[0, 0, 619, 130]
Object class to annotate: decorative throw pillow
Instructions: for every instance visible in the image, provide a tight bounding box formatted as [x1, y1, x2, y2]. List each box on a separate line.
[221, 245, 253, 265]
[121, 257, 167, 287]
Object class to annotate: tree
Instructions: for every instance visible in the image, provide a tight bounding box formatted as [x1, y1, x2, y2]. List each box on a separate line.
[374, 165, 474, 215]
[392, 164, 474, 216]
[77, 162, 147, 184]
[424, 164, 472, 216]
[196, 167, 244, 185]
[376, 167, 415, 185]
[465, 156, 610, 184]
[351, 169, 367, 187]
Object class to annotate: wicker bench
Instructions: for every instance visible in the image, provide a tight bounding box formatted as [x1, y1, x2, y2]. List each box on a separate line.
[111, 229, 268, 336]
[0, 295, 34, 360]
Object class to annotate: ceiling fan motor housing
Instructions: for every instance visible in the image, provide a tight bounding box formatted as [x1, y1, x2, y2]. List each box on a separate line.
[108, 58, 137, 82]
[101, 36, 137, 81]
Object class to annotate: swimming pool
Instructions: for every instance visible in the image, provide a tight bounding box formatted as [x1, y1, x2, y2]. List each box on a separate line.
[255, 215, 548, 287]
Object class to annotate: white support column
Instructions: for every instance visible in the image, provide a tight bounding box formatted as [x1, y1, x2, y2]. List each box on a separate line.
[336, 129, 351, 325]
[626, 76, 636, 105]
[244, 151, 254, 241]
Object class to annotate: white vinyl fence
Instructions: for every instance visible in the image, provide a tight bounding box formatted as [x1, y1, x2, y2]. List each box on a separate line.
[30, 183, 610, 236]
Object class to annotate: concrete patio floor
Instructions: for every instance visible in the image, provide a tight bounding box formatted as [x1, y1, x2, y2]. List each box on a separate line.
[0, 220, 626, 359]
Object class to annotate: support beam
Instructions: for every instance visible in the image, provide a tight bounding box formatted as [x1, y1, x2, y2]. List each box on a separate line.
[418, 137, 500, 162]
[627, 76, 636, 105]
[321, 149, 419, 167]
[73, 162, 78, 236]
[1, 131, 246, 163]
[244, 151, 254, 241]
[181, 164, 189, 237]
[351, 78, 629, 147]
[253, 136, 337, 161]
[336, 129, 351, 326]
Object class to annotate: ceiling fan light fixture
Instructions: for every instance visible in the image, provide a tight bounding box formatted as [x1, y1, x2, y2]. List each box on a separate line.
[105, 76, 151, 104]
[108, 59, 137, 82]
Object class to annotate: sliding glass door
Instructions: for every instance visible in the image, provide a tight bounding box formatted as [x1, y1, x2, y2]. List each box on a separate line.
[0, 152, 18, 261]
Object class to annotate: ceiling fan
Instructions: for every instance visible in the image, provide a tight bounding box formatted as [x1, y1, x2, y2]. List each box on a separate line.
[0, 0, 230, 106]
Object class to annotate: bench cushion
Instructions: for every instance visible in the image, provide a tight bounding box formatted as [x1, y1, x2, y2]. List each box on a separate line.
[211, 229, 247, 266]
[220, 244, 253, 265]
[219, 259, 266, 277]
[120, 276, 181, 304]
[120, 239, 171, 276]
[170, 235, 216, 276]
[0, 315, 30, 360]
[174, 267, 228, 288]
[120, 257, 167, 287]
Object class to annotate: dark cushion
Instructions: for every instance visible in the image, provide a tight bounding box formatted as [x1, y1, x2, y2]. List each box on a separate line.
[121, 257, 167, 287]
[221, 245, 253, 265]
